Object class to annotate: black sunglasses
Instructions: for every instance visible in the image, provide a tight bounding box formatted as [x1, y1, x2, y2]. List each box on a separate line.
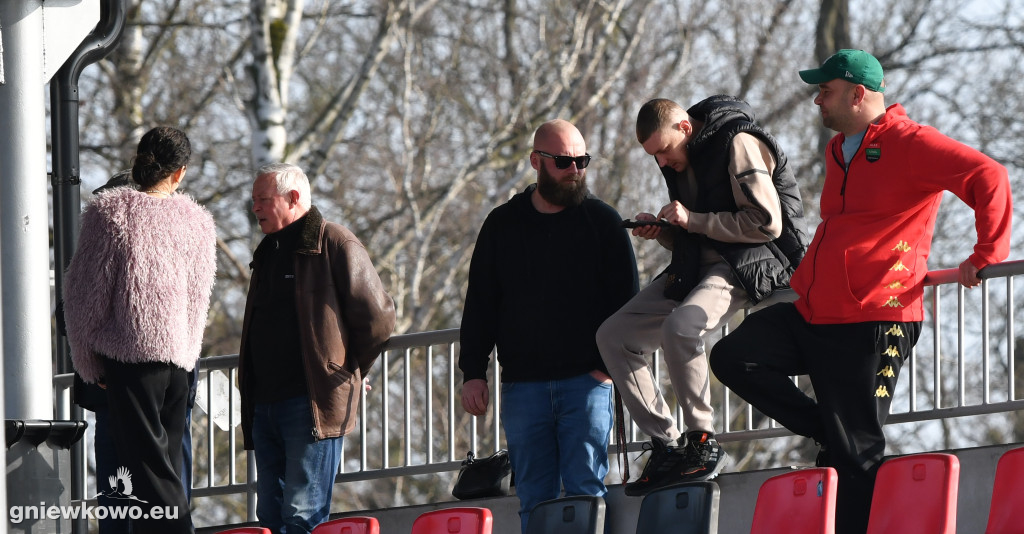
[534, 150, 592, 169]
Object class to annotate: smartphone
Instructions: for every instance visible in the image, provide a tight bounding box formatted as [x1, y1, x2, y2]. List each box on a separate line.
[621, 219, 672, 229]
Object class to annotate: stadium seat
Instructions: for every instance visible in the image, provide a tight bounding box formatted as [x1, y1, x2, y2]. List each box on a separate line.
[214, 528, 272, 534]
[635, 481, 720, 534]
[866, 452, 959, 534]
[525, 495, 605, 534]
[313, 515, 381, 534]
[750, 467, 837, 534]
[411, 507, 493, 534]
[985, 446, 1024, 534]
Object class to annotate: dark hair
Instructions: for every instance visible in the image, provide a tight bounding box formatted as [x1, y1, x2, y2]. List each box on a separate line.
[131, 126, 191, 188]
[636, 98, 685, 144]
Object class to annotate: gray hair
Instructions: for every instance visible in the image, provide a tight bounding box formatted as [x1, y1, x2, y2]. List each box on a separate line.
[256, 162, 311, 210]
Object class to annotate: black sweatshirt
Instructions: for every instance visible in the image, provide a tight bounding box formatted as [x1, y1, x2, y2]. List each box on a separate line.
[458, 184, 639, 383]
[247, 216, 308, 402]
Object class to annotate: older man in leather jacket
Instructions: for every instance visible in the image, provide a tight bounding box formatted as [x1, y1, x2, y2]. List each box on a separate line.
[239, 162, 396, 534]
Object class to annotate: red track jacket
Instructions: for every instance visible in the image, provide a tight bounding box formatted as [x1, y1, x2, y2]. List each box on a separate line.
[793, 104, 1012, 324]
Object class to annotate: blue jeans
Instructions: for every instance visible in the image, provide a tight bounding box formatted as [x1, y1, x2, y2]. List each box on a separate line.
[500, 373, 613, 534]
[252, 395, 343, 534]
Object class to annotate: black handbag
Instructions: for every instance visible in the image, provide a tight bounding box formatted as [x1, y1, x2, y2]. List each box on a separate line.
[451, 449, 512, 500]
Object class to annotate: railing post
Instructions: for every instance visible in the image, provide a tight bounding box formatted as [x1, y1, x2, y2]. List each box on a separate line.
[983, 279, 991, 404]
[246, 450, 257, 522]
[1008, 277, 1016, 401]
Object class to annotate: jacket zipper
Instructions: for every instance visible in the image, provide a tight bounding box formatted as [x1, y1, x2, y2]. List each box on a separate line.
[806, 140, 855, 321]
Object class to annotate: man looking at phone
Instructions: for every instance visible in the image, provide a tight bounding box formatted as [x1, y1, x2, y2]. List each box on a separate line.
[596, 96, 809, 495]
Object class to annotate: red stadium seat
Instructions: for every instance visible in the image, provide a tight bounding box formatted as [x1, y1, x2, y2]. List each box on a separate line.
[866, 453, 959, 534]
[411, 507, 493, 534]
[313, 515, 381, 534]
[985, 446, 1024, 534]
[750, 468, 836, 534]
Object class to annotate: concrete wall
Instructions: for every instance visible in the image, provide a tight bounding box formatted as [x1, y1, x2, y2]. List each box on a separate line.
[201, 442, 1019, 533]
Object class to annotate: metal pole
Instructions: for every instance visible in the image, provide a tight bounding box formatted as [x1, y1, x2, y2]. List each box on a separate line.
[0, 2, 46, 530]
[0, 0, 53, 421]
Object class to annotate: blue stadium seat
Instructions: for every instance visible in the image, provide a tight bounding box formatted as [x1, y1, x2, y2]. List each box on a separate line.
[525, 495, 605, 534]
[635, 481, 719, 534]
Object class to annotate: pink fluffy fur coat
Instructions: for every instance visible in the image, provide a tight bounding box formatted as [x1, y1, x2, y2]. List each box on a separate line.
[63, 187, 217, 383]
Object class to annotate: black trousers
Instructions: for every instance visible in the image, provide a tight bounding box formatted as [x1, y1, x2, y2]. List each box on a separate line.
[710, 303, 921, 534]
[104, 358, 194, 534]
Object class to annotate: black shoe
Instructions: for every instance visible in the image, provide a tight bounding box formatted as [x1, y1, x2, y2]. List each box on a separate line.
[678, 431, 728, 482]
[623, 437, 688, 496]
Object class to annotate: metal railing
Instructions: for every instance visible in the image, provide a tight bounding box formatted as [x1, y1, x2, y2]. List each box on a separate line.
[54, 260, 1024, 526]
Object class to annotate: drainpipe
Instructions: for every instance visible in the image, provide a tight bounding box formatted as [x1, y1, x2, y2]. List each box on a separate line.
[52, 1, 127, 373]
[49, 2, 127, 533]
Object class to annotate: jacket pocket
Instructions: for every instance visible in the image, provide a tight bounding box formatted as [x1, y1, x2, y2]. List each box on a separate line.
[325, 361, 354, 387]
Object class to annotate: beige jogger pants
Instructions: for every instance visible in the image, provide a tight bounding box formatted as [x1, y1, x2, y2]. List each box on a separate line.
[596, 261, 749, 443]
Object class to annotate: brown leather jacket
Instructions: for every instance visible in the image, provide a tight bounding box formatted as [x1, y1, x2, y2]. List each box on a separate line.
[240, 207, 396, 448]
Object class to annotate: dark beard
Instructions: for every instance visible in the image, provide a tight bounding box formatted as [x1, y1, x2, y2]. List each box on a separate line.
[537, 166, 588, 207]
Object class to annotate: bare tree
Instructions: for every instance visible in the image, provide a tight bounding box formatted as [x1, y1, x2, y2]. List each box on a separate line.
[64, 0, 1024, 524]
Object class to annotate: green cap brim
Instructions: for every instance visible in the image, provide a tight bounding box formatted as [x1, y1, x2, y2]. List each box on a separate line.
[799, 68, 833, 85]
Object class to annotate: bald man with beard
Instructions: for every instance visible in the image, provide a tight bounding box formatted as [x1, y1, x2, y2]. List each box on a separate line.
[459, 120, 639, 533]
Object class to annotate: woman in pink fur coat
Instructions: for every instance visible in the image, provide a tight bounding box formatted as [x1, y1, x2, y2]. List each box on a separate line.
[63, 126, 216, 534]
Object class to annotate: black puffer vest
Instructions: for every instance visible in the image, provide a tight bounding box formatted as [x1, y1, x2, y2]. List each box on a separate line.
[664, 95, 809, 303]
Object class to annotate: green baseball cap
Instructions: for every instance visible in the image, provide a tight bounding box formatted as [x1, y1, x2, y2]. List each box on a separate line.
[799, 49, 885, 93]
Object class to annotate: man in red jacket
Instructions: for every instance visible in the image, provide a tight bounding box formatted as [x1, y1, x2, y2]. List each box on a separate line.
[711, 49, 1012, 534]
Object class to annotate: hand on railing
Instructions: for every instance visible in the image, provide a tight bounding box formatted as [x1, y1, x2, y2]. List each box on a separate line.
[959, 259, 981, 288]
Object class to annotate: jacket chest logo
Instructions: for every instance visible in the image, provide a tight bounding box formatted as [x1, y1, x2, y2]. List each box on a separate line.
[864, 142, 881, 162]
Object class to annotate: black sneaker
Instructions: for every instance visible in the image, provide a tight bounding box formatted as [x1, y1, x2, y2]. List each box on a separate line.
[678, 431, 728, 481]
[623, 437, 688, 496]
